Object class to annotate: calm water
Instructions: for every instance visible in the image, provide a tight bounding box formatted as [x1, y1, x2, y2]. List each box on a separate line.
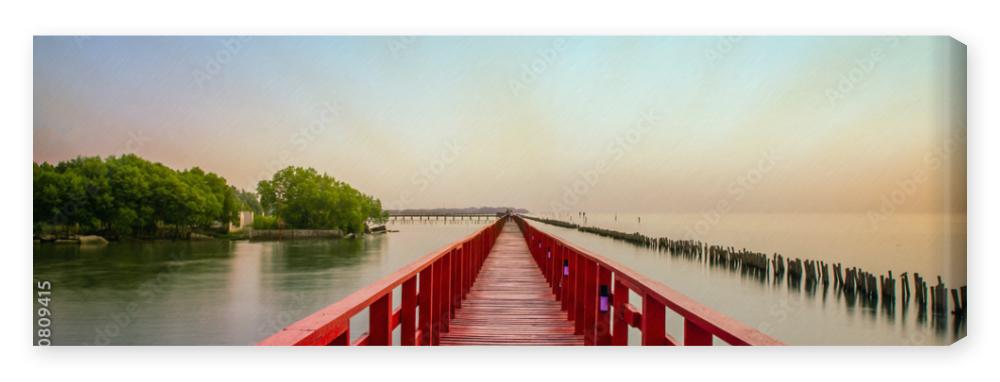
[34, 213, 965, 345]
[529, 212, 966, 345]
[33, 222, 482, 345]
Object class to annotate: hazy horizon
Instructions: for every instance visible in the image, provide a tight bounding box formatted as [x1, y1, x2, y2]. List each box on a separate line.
[34, 36, 966, 215]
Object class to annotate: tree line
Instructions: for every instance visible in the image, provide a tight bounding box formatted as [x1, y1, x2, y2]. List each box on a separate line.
[33, 154, 384, 238]
[256, 166, 385, 234]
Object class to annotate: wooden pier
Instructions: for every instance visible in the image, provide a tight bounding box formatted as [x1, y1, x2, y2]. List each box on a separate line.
[259, 215, 781, 346]
[441, 223, 581, 345]
[387, 213, 499, 222]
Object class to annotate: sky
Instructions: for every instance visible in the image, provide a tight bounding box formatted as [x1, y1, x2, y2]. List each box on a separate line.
[33, 36, 965, 215]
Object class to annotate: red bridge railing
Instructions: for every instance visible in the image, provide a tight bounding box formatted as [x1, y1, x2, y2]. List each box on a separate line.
[258, 217, 506, 346]
[515, 215, 782, 346]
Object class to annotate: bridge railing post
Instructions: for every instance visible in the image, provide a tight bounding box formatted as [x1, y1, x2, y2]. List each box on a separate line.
[441, 253, 452, 333]
[331, 329, 350, 345]
[401, 277, 417, 345]
[538, 238, 552, 285]
[548, 240, 558, 289]
[480, 230, 486, 272]
[566, 248, 578, 319]
[433, 259, 445, 344]
[683, 318, 713, 345]
[560, 246, 572, 311]
[452, 246, 463, 313]
[641, 293, 666, 345]
[583, 257, 598, 345]
[611, 278, 629, 345]
[465, 237, 474, 298]
[539, 237, 546, 282]
[418, 265, 434, 345]
[596, 266, 613, 345]
[539, 238, 546, 273]
[368, 293, 392, 345]
[573, 253, 586, 334]
[553, 243, 563, 300]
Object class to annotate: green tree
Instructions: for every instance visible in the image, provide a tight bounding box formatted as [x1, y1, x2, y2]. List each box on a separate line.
[235, 188, 263, 215]
[33, 154, 244, 237]
[257, 166, 383, 234]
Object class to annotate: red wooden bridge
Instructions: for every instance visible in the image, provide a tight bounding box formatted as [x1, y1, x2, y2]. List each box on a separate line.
[259, 215, 782, 346]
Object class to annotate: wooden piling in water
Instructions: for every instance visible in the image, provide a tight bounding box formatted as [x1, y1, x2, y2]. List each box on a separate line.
[900, 272, 910, 302]
[522, 215, 966, 324]
[950, 288, 965, 319]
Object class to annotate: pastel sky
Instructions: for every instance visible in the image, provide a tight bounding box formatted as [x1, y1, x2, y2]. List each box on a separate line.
[34, 36, 965, 214]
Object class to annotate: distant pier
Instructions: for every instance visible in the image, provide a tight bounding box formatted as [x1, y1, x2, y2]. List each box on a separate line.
[387, 213, 501, 222]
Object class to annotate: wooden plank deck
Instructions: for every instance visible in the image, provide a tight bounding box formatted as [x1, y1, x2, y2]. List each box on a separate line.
[440, 222, 583, 345]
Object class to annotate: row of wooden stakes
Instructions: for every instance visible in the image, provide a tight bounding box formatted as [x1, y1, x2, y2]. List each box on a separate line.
[523, 215, 967, 321]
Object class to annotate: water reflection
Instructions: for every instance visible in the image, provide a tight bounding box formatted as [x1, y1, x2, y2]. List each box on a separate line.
[33, 222, 484, 345]
[265, 239, 368, 273]
[34, 240, 235, 290]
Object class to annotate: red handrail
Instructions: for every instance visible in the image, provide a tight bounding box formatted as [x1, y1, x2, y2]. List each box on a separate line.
[514, 215, 783, 346]
[258, 217, 506, 346]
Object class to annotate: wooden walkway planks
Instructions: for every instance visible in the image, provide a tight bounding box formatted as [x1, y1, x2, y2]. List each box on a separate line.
[440, 222, 583, 345]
